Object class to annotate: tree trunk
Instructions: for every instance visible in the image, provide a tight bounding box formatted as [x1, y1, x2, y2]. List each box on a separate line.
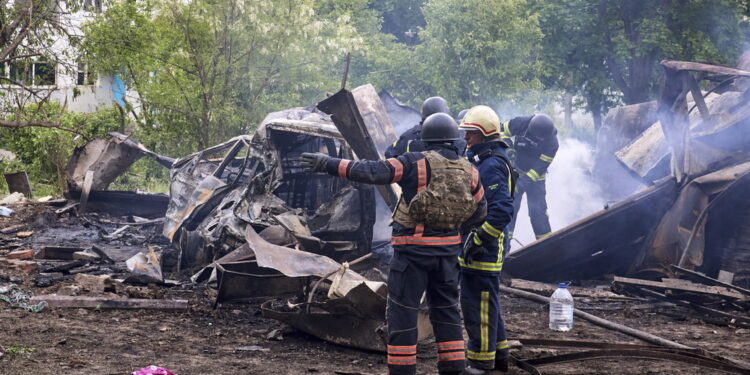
[563, 91, 573, 128]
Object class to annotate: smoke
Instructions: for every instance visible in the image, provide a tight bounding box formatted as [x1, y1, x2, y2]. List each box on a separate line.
[510, 137, 606, 251]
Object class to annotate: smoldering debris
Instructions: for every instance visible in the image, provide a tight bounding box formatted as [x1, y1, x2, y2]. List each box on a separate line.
[507, 56, 750, 294]
[1, 84, 412, 351]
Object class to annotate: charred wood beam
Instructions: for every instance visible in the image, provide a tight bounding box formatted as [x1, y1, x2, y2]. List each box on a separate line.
[612, 276, 748, 302]
[661, 60, 750, 78]
[671, 265, 750, 297]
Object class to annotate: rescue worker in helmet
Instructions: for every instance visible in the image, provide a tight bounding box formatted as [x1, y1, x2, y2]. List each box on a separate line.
[502, 114, 558, 240]
[458, 106, 516, 374]
[301, 113, 487, 375]
[385, 96, 450, 158]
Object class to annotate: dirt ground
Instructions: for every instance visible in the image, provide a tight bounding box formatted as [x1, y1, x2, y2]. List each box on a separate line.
[2, 204, 750, 375]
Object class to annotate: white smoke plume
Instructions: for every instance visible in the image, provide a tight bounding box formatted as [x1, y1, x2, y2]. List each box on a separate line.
[510, 137, 606, 251]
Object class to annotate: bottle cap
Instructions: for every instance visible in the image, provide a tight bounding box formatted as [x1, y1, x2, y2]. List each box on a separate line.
[558, 282, 567, 288]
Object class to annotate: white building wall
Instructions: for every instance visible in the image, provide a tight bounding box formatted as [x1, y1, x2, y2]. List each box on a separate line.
[1, 2, 137, 114]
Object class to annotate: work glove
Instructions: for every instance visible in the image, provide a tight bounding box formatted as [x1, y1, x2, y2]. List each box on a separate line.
[300, 152, 330, 173]
[463, 227, 493, 264]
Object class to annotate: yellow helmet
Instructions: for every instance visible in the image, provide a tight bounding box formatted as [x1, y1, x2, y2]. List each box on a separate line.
[459, 105, 500, 137]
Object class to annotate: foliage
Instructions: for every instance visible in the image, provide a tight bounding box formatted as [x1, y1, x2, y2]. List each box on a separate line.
[0, 0, 85, 129]
[535, 0, 749, 127]
[370, 0, 426, 44]
[419, 0, 544, 112]
[83, 0, 365, 154]
[0, 104, 121, 193]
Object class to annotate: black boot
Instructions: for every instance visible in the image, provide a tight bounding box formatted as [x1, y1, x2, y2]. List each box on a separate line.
[494, 350, 509, 372]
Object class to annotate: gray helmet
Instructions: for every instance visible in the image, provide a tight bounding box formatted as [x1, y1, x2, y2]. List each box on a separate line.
[421, 96, 450, 120]
[527, 114, 555, 140]
[421, 113, 460, 142]
[456, 109, 469, 123]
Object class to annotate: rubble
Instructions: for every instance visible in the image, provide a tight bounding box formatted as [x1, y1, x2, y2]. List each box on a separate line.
[507, 57, 750, 291]
[4, 71, 750, 374]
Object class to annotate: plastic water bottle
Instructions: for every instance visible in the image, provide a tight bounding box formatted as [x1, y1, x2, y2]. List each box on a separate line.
[549, 283, 574, 332]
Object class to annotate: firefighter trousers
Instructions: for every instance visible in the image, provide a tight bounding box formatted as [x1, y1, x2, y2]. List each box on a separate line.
[460, 271, 509, 370]
[509, 178, 551, 239]
[387, 251, 466, 375]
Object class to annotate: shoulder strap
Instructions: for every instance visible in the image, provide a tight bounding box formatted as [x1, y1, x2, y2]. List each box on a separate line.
[491, 151, 518, 198]
[474, 150, 518, 198]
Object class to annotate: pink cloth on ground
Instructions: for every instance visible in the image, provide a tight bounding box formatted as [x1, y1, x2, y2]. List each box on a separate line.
[131, 365, 176, 375]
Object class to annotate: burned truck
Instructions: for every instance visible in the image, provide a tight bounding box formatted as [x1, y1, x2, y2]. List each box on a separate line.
[162, 84, 400, 272]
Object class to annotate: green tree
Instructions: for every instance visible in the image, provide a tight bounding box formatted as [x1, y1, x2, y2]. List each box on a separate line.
[416, 0, 544, 112]
[370, 0, 426, 45]
[0, 0, 85, 131]
[83, 0, 364, 154]
[536, 0, 749, 128]
[0, 104, 121, 192]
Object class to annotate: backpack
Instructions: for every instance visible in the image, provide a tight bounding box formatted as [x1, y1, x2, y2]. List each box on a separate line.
[392, 151, 477, 230]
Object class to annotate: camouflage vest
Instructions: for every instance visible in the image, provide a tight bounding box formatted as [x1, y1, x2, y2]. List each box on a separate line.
[392, 151, 477, 230]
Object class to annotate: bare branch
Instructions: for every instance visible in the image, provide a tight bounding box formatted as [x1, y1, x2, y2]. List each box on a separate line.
[0, 53, 42, 63]
[0, 119, 84, 136]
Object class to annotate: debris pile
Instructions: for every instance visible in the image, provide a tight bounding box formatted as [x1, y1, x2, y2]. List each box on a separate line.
[507, 55, 750, 292]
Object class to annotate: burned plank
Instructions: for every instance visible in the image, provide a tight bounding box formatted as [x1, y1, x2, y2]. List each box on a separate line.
[635, 287, 750, 328]
[37, 246, 85, 260]
[661, 60, 750, 77]
[671, 265, 750, 297]
[0, 224, 24, 234]
[29, 295, 188, 310]
[40, 260, 88, 273]
[612, 276, 748, 301]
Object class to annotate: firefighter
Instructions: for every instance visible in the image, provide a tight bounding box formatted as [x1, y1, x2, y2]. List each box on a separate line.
[384, 96, 450, 158]
[502, 114, 558, 240]
[459, 105, 516, 374]
[301, 113, 487, 375]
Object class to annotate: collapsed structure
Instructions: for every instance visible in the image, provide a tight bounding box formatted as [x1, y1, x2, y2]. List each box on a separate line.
[507, 54, 750, 290]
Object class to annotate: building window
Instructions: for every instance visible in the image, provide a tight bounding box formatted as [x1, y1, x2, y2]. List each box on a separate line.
[33, 62, 55, 86]
[9, 61, 31, 84]
[83, 0, 103, 12]
[2, 60, 56, 86]
[77, 64, 96, 85]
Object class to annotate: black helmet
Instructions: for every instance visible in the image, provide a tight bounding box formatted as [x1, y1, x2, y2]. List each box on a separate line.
[527, 114, 555, 140]
[421, 113, 460, 142]
[421, 96, 449, 120]
[456, 109, 469, 123]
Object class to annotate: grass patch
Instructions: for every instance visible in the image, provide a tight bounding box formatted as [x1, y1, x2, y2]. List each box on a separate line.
[3, 344, 36, 356]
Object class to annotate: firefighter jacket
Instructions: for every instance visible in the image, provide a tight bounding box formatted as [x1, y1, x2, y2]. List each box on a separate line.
[502, 115, 558, 182]
[462, 141, 515, 274]
[323, 144, 487, 257]
[385, 124, 425, 158]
